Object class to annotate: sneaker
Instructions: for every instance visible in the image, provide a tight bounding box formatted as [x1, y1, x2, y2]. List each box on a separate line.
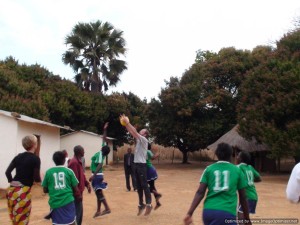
[44, 212, 51, 220]
[154, 202, 161, 210]
[155, 193, 162, 201]
[101, 209, 111, 216]
[144, 204, 152, 216]
[93, 211, 101, 218]
[137, 204, 145, 216]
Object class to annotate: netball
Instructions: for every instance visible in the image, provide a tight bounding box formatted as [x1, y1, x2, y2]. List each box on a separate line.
[120, 115, 129, 126]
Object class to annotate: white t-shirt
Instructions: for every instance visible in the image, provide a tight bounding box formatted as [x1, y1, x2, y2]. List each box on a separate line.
[134, 135, 148, 164]
[286, 162, 300, 203]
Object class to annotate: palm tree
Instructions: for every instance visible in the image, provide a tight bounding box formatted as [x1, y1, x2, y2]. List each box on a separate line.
[62, 20, 127, 93]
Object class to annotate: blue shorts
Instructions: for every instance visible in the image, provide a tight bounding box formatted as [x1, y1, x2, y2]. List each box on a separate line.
[203, 209, 237, 225]
[51, 201, 76, 225]
[92, 173, 108, 191]
[238, 199, 257, 214]
[147, 166, 158, 181]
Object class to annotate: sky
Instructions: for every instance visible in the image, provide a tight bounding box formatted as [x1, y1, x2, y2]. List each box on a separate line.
[1, 0, 300, 101]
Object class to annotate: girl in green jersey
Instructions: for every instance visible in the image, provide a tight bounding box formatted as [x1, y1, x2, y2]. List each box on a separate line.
[184, 143, 251, 225]
[237, 151, 261, 224]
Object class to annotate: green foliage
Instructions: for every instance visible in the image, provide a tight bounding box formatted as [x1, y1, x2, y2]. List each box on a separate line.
[148, 48, 254, 163]
[195, 49, 216, 63]
[238, 29, 300, 159]
[62, 20, 127, 93]
[0, 57, 49, 119]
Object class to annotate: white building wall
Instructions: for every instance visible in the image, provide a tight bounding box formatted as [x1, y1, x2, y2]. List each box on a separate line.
[61, 132, 113, 168]
[1, 117, 61, 189]
[0, 115, 18, 189]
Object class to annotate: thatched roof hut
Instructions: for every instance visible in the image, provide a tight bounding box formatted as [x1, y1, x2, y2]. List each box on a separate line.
[207, 125, 274, 172]
[207, 125, 268, 152]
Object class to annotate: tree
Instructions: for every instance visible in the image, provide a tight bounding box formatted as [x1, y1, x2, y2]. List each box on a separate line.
[62, 20, 127, 93]
[195, 49, 216, 63]
[147, 48, 254, 163]
[237, 29, 300, 165]
[0, 57, 50, 120]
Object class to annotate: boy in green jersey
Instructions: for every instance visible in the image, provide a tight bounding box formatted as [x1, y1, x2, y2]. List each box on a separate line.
[42, 151, 80, 225]
[184, 143, 251, 225]
[237, 151, 261, 223]
[89, 122, 111, 218]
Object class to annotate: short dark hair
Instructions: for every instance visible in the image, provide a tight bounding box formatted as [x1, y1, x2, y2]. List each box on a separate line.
[239, 151, 251, 164]
[53, 151, 66, 166]
[74, 145, 84, 156]
[215, 143, 232, 161]
[102, 145, 110, 156]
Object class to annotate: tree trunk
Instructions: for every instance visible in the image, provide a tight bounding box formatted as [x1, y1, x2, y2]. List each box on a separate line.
[277, 157, 281, 172]
[182, 151, 188, 164]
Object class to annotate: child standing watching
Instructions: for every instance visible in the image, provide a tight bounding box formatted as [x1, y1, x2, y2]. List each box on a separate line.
[184, 143, 251, 225]
[42, 151, 80, 225]
[5, 134, 41, 225]
[90, 122, 111, 218]
[237, 151, 261, 224]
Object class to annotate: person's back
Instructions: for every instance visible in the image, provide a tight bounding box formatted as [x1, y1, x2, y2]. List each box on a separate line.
[202, 161, 245, 215]
[42, 151, 79, 225]
[43, 166, 79, 209]
[5, 134, 41, 225]
[184, 142, 250, 225]
[237, 163, 260, 201]
[11, 152, 40, 186]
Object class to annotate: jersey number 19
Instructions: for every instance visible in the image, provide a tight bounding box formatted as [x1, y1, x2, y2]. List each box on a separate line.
[53, 172, 66, 189]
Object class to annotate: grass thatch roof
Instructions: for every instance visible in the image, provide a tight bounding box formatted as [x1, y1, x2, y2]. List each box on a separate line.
[207, 125, 269, 152]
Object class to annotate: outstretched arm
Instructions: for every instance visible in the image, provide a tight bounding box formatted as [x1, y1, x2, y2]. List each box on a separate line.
[120, 115, 140, 139]
[102, 122, 109, 143]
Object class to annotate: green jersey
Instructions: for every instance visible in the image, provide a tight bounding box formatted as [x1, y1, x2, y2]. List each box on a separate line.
[91, 151, 106, 173]
[42, 166, 79, 209]
[200, 161, 247, 215]
[237, 163, 260, 200]
[146, 150, 154, 168]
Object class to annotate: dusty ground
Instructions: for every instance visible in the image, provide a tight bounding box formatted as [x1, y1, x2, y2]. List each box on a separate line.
[0, 161, 299, 225]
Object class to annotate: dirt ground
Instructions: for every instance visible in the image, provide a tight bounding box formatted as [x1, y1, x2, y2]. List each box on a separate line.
[0, 161, 299, 225]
